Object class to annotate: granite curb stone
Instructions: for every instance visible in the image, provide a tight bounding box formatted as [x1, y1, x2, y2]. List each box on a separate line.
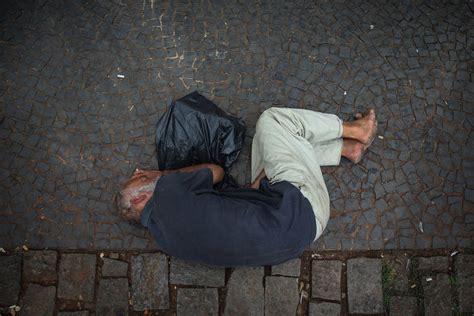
[170, 258, 225, 287]
[455, 254, 474, 313]
[0, 255, 21, 306]
[271, 258, 300, 277]
[23, 250, 58, 283]
[58, 254, 96, 302]
[311, 260, 342, 301]
[20, 284, 56, 316]
[176, 288, 219, 316]
[389, 296, 418, 316]
[422, 273, 452, 315]
[131, 253, 169, 310]
[347, 258, 383, 314]
[309, 302, 341, 316]
[417, 256, 449, 272]
[264, 276, 299, 316]
[225, 267, 264, 315]
[101, 258, 128, 277]
[96, 278, 129, 315]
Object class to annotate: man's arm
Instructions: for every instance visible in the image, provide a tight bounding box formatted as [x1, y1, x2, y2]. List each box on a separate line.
[164, 163, 224, 184]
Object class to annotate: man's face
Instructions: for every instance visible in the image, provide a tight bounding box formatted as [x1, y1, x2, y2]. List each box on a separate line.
[118, 170, 160, 220]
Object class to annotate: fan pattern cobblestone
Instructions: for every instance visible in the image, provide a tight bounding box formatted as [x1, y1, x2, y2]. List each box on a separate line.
[0, 0, 473, 250]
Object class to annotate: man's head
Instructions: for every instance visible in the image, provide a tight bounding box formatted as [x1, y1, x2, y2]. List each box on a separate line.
[116, 169, 160, 224]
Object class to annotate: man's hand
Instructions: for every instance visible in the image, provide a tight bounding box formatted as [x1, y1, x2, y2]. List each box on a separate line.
[250, 169, 266, 189]
[131, 169, 163, 181]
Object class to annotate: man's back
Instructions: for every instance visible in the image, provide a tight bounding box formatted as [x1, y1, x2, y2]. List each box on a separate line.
[141, 168, 316, 266]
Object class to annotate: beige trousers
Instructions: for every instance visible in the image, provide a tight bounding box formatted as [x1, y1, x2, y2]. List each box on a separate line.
[251, 107, 343, 240]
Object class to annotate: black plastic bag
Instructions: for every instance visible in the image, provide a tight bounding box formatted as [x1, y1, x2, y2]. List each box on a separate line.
[155, 91, 246, 171]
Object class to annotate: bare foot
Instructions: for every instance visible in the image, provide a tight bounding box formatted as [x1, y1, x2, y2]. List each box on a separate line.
[343, 109, 376, 145]
[355, 109, 377, 146]
[342, 139, 366, 163]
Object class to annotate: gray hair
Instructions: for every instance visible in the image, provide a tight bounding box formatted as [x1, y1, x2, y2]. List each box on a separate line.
[116, 181, 157, 224]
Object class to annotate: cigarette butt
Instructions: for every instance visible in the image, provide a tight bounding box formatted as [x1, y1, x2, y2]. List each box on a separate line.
[378, 135, 384, 139]
[117, 74, 125, 78]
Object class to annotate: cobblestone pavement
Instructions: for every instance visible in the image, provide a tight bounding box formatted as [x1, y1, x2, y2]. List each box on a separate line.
[1, 249, 473, 315]
[0, 0, 473, 250]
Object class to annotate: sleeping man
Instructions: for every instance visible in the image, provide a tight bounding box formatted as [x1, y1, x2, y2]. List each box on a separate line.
[116, 107, 377, 266]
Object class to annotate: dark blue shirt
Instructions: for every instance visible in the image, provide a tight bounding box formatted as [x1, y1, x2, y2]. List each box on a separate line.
[141, 169, 316, 266]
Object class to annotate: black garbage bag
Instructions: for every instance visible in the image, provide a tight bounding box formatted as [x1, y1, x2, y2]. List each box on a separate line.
[155, 91, 246, 172]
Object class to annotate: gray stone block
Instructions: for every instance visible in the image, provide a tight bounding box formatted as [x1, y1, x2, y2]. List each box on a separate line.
[389, 296, 417, 316]
[101, 258, 128, 277]
[23, 250, 57, 283]
[0, 255, 21, 306]
[225, 267, 264, 315]
[417, 256, 449, 272]
[131, 253, 169, 310]
[271, 258, 300, 277]
[309, 302, 341, 316]
[21, 284, 56, 316]
[456, 254, 474, 313]
[385, 254, 410, 292]
[347, 258, 383, 314]
[423, 273, 452, 315]
[96, 278, 129, 316]
[58, 254, 96, 302]
[170, 258, 225, 287]
[264, 276, 299, 316]
[311, 260, 342, 301]
[177, 288, 219, 316]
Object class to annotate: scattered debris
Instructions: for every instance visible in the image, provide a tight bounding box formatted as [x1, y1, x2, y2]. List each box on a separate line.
[9, 305, 21, 316]
[426, 277, 433, 282]
[344, 91, 347, 95]
[416, 48, 419, 53]
[406, 258, 411, 272]
[450, 250, 459, 257]
[117, 74, 125, 78]
[22, 245, 29, 251]
[214, 50, 227, 59]
[129, 105, 134, 112]
[311, 253, 322, 259]
[370, 24, 375, 30]
[378, 135, 384, 139]
[0, 247, 5, 253]
[410, 284, 417, 288]
[299, 290, 309, 304]
[418, 221, 424, 233]
[110, 253, 119, 259]
[99, 252, 104, 258]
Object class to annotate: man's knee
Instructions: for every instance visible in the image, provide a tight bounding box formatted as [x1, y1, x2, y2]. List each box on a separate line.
[256, 107, 280, 132]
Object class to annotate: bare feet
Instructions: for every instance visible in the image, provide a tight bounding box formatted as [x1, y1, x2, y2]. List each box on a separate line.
[342, 109, 377, 145]
[341, 139, 366, 163]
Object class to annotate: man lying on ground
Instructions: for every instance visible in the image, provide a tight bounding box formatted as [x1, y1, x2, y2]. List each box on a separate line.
[116, 108, 377, 266]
